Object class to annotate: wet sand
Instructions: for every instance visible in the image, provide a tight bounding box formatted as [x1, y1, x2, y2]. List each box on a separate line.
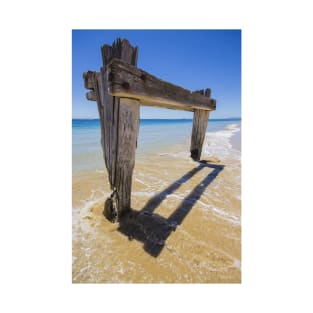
[72, 126, 241, 283]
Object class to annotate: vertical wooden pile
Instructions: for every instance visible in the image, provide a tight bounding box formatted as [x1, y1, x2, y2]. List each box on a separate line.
[97, 39, 140, 222]
[190, 88, 211, 161]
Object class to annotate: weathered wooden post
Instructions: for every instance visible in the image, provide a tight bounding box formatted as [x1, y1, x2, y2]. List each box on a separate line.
[83, 38, 216, 223]
[101, 39, 140, 222]
[84, 39, 140, 222]
[190, 88, 212, 161]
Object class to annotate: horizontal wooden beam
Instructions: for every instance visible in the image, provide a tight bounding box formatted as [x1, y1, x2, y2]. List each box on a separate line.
[106, 59, 216, 112]
[138, 99, 193, 112]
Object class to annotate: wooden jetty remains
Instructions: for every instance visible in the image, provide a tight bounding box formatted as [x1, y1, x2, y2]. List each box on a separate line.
[83, 38, 216, 223]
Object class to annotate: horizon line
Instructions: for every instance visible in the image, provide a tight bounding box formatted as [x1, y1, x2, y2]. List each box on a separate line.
[72, 117, 241, 120]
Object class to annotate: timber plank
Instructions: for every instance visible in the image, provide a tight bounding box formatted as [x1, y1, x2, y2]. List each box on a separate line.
[107, 59, 216, 111]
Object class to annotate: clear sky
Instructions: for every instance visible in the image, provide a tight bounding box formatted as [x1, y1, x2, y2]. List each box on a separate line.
[72, 30, 241, 119]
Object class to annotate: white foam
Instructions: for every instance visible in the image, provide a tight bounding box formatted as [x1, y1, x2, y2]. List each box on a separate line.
[132, 191, 156, 197]
[202, 203, 241, 225]
[72, 190, 111, 241]
[232, 259, 241, 270]
[134, 178, 146, 185]
[166, 194, 184, 200]
[203, 123, 241, 160]
[225, 123, 240, 132]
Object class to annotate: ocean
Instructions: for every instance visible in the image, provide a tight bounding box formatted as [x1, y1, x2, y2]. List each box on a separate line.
[72, 118, 241, 283]
[72, 118, 241, 172]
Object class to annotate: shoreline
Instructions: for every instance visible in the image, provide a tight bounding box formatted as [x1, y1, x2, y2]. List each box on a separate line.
[230, 128, 241, 151]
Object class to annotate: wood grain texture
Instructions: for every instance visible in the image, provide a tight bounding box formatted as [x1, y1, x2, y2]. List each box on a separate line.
[83, 71, 96, 90]
[97, 67, 114, 188]
[107, 59, 216, 111]
[94, 72, 106, 168]
[100, 38, 139, 218]
[190, 109, 210, 161]
[86, 91, 96, 101]
[101, 38, 138, 66]
[139, 99, 193, 111]
[114, 98, 140, 213]
[83, 71, 97, 101]
[193, 88, 211, 97]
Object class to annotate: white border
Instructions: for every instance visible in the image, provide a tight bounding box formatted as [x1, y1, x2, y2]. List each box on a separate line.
[1, 1, 312, 312]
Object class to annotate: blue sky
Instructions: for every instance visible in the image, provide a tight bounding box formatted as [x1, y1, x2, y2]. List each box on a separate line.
[72, 30, 241, 119]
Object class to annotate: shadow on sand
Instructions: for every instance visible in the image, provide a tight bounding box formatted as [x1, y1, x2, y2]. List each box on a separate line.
[117, 161, 224, 257]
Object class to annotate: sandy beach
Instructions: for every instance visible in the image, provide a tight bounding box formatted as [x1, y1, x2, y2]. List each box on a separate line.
[72, 121, 241, 283]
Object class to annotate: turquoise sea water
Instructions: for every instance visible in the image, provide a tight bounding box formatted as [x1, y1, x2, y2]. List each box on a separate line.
[72, 118, 241, 173]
